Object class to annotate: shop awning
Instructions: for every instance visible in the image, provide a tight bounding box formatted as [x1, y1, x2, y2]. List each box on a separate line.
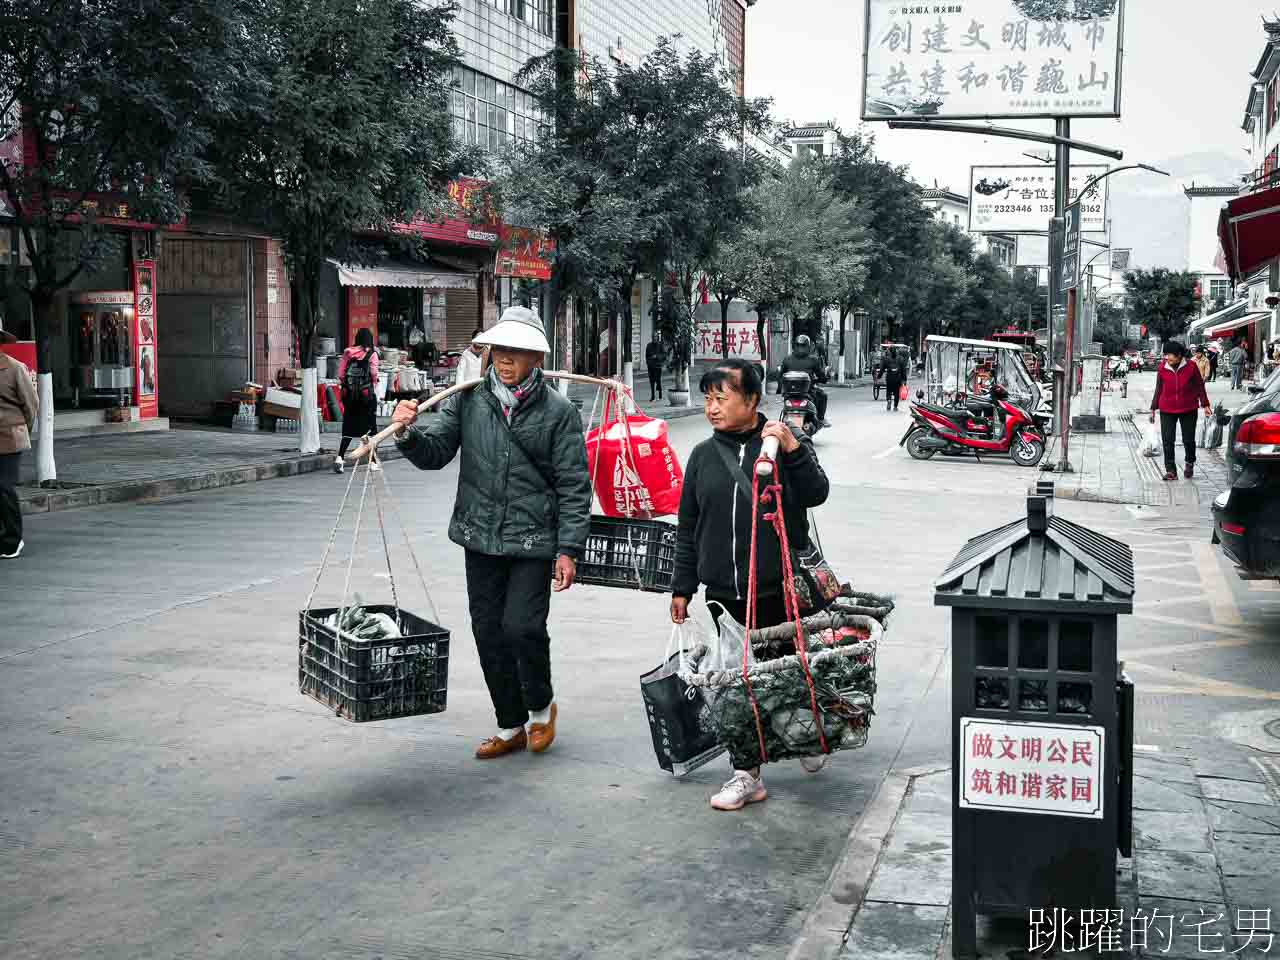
[1205, 311, 1267, 340]
[1218, 185, 1280, 282]
[1187, 298, 1246, 336]
[329, 258, 476, 291]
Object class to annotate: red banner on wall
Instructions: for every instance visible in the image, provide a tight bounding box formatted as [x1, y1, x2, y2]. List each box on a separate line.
[133, 260, 158, 419]
[495, 226, 555, 281]
[348, 286, 378, 347]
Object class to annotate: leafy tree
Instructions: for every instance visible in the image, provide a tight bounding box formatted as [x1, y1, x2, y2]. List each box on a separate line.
[500, 41, 766, 384]
[0, 0, 251, 482]
[1122, 268, 1201, 344]
[205, 0, 468, 452]
[1093, 300, 1130, 355]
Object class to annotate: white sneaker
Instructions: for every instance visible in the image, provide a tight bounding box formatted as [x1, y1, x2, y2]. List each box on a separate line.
[369, 461, 383, 473]
[800, 755, 828, 774]
[710, 770, 767, 811]
[332, 456, 344, 474]
[1, 539, 23, 559]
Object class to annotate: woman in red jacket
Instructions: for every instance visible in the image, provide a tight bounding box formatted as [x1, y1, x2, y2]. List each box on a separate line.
[1149, 340, 1212, 481]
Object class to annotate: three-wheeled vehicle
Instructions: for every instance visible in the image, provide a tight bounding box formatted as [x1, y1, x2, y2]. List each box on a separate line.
[989, 330, 1049, 383]
[870, 342, 911, 401]
[918, 335, 1052, 434]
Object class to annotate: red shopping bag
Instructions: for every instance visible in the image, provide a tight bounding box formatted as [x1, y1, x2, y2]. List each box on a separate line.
[586, 393, 684, 518]
[898, 383, 909, 402]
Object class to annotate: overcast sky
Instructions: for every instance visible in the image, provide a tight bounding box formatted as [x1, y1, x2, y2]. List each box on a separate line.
[745, 1, 1271, 267]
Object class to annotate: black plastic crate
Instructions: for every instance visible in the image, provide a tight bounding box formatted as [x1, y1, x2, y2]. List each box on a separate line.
[577, 516, 676, 593]
[299, 605, 449, 722]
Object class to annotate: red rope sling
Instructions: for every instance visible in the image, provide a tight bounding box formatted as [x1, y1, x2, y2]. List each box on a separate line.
[741, 447, 829, 766]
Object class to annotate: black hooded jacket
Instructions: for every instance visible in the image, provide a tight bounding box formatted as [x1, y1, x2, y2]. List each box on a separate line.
[672, 414, 829, 606]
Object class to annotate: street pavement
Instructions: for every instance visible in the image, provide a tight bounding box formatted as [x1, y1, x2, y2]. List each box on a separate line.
[3, 381, 1279, 960]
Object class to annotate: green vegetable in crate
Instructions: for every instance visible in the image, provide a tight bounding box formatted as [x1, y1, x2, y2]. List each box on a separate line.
[327, 595, 402, 642]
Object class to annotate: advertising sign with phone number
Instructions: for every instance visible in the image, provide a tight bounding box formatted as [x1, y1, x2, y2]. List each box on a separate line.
[969, 164, 1109, 234]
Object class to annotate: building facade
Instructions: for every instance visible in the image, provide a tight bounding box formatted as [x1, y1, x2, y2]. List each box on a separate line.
[920, 188, 1017, 270]
[1184, 184, 1237, 316]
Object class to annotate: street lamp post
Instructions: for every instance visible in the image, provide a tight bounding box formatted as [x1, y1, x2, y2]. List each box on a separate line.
[852, 307, 867, 380]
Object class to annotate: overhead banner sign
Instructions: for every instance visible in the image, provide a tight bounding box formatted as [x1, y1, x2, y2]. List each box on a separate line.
[969, 164, 1108, 234]
[861, 0, 1125, 121]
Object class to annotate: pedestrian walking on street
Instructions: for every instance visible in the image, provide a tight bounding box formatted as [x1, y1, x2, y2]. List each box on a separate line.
[670, 358, 830, 811]
[1228, 339, 1248, 390]
[0, 326, 38, 559]
[1208, 345, 1220, 382]
[1150, 340, 1212, 482]
[645, 331, 666, 401]
[884, 348, 907, 411]
[333, 328, 380, 474]
[1193, 346, 1211, 383]
[456, 325, 486, 385]
[391, 306, 591, 760]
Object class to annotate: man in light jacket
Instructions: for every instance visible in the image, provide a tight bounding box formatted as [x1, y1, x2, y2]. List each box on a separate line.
[0, 328, 39, 559]
[1228, 339, 1249, 390]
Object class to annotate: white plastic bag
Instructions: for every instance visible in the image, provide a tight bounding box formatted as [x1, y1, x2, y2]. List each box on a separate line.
[700, 602, 756, 677]
[1197, 416, 1210, 449]
[1140, 422, 1161, 457]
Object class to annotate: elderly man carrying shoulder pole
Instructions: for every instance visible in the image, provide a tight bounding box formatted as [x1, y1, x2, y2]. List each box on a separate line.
[390, 306, 592, 759]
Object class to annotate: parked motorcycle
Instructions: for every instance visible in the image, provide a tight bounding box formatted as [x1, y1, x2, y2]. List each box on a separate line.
[899, 384, 1046, 467]
[780, 371, 824, 437]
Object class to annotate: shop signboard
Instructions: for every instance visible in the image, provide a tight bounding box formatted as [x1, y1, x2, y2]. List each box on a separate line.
[695, 320, 762, 362]
[495, 226, 555, 281]
[861, 0, 1125, 121]
[969, 164, 1108, 234]
[959, 716, 1104, 819]
[394, 179, 500, 248]
[347, 286, 378, 347]
[133, 260, 158, 418]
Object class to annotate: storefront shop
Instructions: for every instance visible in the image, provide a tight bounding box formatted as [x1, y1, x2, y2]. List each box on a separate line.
[0, 224, 164, 429]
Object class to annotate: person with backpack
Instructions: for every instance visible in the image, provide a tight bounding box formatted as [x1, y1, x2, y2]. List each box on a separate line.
[333, 328, 380, 473]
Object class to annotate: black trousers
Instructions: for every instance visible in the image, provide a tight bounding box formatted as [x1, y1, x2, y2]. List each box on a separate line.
[647, 364, 663, 399]
[0, 452, 21, 554]
[707, 592, 791, 771]
[813, 386, 828, 421]
[1160, 411, 1198, 473]
[886, 379, 903, 410]
[465, 550, 555, 730]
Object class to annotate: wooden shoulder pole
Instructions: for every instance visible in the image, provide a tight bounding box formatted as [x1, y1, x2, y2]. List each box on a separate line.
[343, 370, 625, 462]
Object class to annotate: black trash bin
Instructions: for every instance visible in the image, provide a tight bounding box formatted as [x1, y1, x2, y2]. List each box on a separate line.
[935, 495, 1135, 959]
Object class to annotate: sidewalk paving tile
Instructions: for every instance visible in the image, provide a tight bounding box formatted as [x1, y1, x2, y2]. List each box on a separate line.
[1212, 835, 1280, 878]
[1135, 810, 1212, 853]
[838, 902, 949, 960]
[1199, 778, 1275, 806]
[1137, 851, 1226, 902]
[1133, 900, 1235, 960]
[1133, 778, 1208, 814]
[864, 813, 952, 907]
[1209, 806, 1280, 835]
[1191, 756, 1268, 784]
[1135, 756, 1199, 785]
[1221, 876, 1280, 915]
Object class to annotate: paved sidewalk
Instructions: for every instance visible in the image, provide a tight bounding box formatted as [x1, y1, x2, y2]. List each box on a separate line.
[791, 741, 1280, 960]
[1040, 373, 1239, 510]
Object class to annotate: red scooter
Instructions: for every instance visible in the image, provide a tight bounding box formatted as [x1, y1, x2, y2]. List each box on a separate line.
[899, 384, 1046, 467]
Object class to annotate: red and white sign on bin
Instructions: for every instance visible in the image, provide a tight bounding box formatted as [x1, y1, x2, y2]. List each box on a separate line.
[959, 717, 1104, 820]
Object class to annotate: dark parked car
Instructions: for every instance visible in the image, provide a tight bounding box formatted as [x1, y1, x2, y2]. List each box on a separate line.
[1212, 365, 1280, 579]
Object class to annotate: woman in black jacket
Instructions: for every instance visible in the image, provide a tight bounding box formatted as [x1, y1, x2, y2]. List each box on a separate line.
[671, 358, 830, 811]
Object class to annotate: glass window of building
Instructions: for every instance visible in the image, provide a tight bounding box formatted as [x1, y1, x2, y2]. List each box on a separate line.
[450, 64, 546, 151]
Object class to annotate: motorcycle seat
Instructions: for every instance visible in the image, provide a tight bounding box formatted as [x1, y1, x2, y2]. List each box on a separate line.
[966, 397, 995, 416]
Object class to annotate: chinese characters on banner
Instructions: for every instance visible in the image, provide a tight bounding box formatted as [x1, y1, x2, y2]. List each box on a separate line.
[862, 1, 1124, 121]
[495, 226, 555, 281]
[959, 717, 1104, 819]
[695, 320, 762, 362]
[969, 164, 1109, 233]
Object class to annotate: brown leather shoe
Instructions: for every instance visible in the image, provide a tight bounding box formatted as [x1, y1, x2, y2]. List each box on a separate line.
[475, 730, 527, 760]
[528, 703, 557, 754]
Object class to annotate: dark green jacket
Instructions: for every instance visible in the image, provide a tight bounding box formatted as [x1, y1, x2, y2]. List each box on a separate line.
[395, 377, 591, 560]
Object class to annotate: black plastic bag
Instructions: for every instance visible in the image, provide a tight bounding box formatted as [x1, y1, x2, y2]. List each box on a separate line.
[640, 627, 725, 777]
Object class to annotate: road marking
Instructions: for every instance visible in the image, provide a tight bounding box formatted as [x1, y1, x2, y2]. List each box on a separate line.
[1134, 595, 1211, 610]
[872, 446, 899, 460]
[1248, 580, 1280, 592]
[1133, 610, 1249, 636]
[1192, 541, 1244, 627]
[1135, 560, 1199, 574]
[1125, 635, 1258, 658]
[1140, 575, 1204, 590]
[1124, 661, 1280, 702]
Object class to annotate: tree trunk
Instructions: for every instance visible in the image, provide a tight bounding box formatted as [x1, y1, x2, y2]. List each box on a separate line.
[294, 272, 321, 456]
[756, 308, 769, 390]
[720, 295, 731, 359]
[31, 293, 57, 485]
